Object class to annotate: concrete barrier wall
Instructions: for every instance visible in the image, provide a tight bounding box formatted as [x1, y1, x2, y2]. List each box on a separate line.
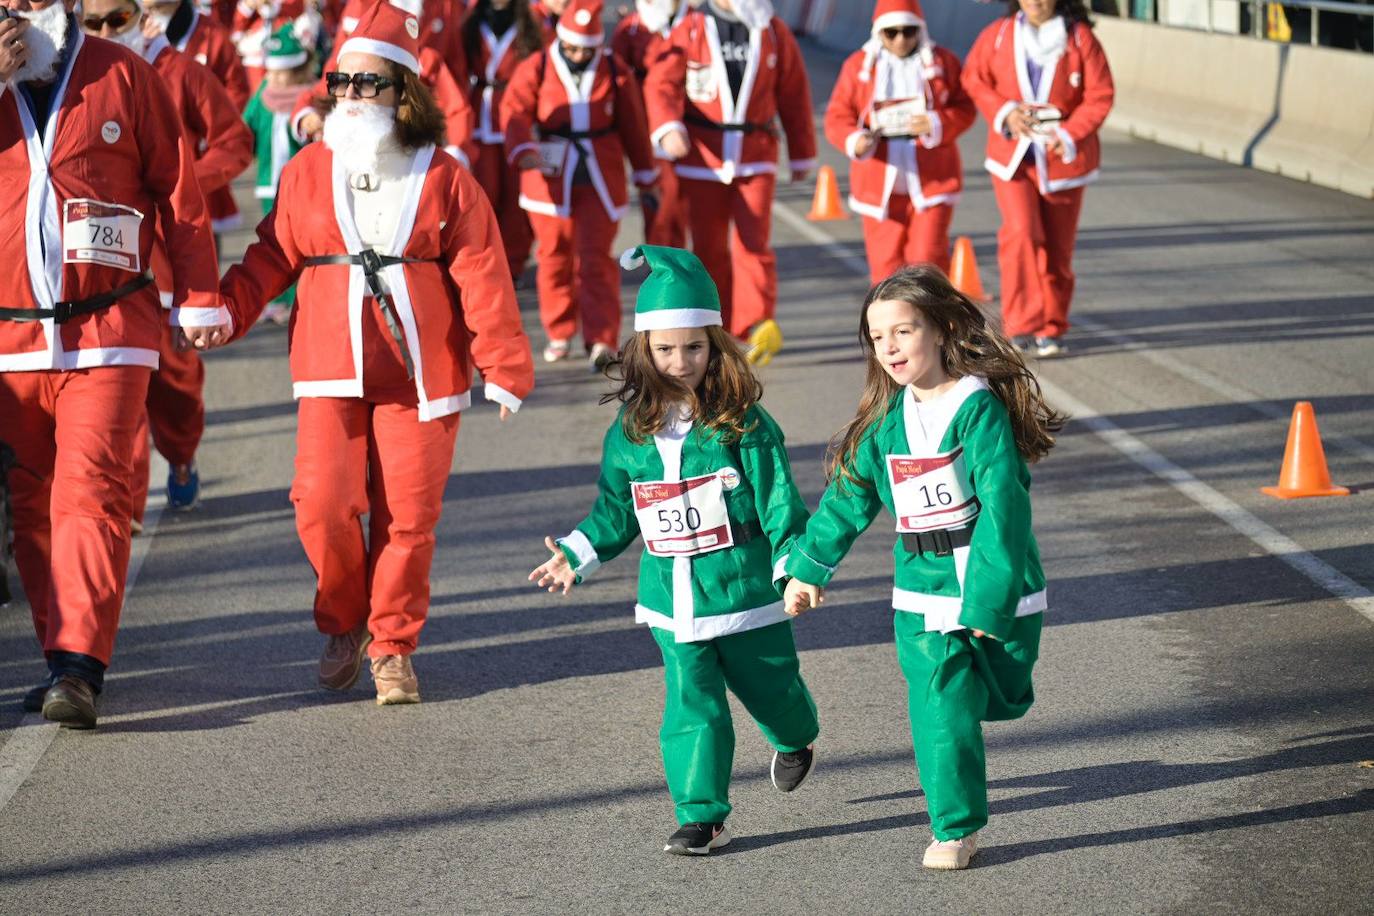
[1095, 17, 1374, 198]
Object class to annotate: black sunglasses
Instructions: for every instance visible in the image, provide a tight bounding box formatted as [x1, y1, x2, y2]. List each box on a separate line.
[82, 8, 138, 31]
[325, 71, 398, 99]
[882, 26, 920, 39]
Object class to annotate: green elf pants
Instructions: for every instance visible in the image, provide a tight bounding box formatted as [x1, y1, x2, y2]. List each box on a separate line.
[652, 620, 820, 826]
[894, 610, 1042, 841]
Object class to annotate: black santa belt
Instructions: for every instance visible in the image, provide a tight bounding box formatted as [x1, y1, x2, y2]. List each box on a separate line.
[685, 114, 776, 135]
[900, 526, 974, 557]
[303, 251, 438, 381]
[0, 273, 154, 323]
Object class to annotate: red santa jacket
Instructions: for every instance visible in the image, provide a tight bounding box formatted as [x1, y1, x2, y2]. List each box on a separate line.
[174, 8, 251, 108]
[824, 44, 975, 219]
[468, 20, 544, 145]
[502, 48, 657, 221]
[962, 14, 1114, 193]
[145, 37, 254, 306]
[419, 0, 470, 84]
[610, 12, 656, 80]
[220, 142, 535, 420]
[643, 9, 816, 184]
[231, 0, 307, 69]
[0, 32, 223, 372]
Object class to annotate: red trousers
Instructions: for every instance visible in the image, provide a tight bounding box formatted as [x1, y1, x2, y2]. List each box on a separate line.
[0, 366, 150, 665]
[684, 172, 777, 338]
[474, 141, 534, 280]
[132, 321, 207, 522]
[861, 197, 954, 284]
[642, 159, 688, 248]
[292, 395, 460, 658]
[992, 159, 1086, 339]
[529, 185, 621, 349]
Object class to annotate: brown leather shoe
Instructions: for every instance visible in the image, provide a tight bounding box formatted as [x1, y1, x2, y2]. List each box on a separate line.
[371, 654, 420, 706]
[318, 623, 372, 691]
[42, 676, 98, 729]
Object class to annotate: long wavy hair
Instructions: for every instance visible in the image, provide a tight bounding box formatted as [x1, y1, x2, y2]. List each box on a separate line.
[826, 265, 1067, 487]
[1005, 0, 1094, 26]
[602, 325, 762, 445]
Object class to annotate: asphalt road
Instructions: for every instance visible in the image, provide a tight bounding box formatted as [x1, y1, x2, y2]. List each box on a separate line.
[1, 40, 1372, 915]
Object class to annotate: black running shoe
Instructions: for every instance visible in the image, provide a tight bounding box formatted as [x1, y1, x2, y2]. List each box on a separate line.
[664, 822, 730, 856]
[771, 745, 815, 793]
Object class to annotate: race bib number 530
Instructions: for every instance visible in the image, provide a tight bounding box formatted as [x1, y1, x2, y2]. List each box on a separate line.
[888, 448, 980, 533]
[632, 473, 734, 558]
[63, 199, 143, 272]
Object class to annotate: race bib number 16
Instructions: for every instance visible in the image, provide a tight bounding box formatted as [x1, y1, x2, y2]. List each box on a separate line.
[888, 447, 980, 533]
[632, 473, 734, 558]
[63, 199, 143, 272]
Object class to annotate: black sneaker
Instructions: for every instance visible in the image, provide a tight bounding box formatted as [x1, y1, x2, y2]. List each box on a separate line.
[664, 822, 731, 856]
[771, 745, 815, 792]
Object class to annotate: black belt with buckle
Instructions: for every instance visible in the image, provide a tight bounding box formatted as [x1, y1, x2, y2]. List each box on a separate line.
[900, 526, 973, 557]
[731, 519, 764, 544]
[0, 273, 155, 323]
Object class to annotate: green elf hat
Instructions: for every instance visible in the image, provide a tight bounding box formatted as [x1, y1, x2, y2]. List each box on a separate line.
[264, 25, 309, 71]
[620, 245, 723, 332]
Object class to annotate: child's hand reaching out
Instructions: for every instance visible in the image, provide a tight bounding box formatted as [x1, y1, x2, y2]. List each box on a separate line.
[529, 536, 577, 595]
[784, 579, 824, 617]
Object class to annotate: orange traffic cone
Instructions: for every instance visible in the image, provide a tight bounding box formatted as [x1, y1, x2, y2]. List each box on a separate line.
[950, 236, 987, 301]
[806, 165, 847, 221]
[1261, 402, 1349, 499]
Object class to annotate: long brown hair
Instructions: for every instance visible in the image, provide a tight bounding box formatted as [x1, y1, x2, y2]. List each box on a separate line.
[313, 62, 447, 150]
[827, 265, 1066, 486]
[462, 0, 546, 67]
[601, 325, 762, 445]
[1005, 0, 1094, 26]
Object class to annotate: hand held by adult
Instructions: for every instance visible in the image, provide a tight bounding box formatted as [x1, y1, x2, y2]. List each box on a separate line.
[659, 128, 690, 161]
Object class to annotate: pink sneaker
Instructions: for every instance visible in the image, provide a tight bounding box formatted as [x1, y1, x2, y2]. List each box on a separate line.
[318, 623, 371, 691]
[371, 654, 420, 706]
[922, 832, 979, 870]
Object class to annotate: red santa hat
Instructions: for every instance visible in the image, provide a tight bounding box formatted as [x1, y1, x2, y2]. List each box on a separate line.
[871, 0, 926, 35]
[337, 0, 422, 72]
[556, 0, 605, 47]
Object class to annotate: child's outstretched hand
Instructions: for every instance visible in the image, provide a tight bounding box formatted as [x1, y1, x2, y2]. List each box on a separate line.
[529, 536, 577, 595]
[784, 579, 824, 617]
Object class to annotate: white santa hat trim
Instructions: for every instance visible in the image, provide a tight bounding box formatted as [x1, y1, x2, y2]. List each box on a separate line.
[556, 21, 605, 47]
[872, 11, 924, 34]
[342, 15, 360, 32]
[337, 35, 419, 73]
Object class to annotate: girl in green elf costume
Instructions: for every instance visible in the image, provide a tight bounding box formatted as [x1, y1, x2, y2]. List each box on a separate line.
[529, 244, 820, 857]
[784, 264, 1064, 871]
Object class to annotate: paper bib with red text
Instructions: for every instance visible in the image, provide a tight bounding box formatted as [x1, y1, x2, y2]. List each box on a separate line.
[887, 447, 980, 533]
[632, 472, 735, 558]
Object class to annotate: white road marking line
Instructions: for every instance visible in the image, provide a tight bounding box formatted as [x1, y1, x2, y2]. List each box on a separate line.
[1072, 314, 1374, 468]
[0, 456, 170, 812]
[771, 201, 1374, 627]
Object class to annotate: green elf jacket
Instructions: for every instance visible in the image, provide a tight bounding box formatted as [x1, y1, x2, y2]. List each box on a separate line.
[558, 403, 810, 643]
[243, 83, 305, 202]
[786, 375, 1046, 641]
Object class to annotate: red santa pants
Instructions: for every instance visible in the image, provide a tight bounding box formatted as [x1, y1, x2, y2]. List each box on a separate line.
[528, 185, 621, 349]
[0, 365, 150, 665]
[861, 197, 954, 284]
[474, 141, 534, 279]
[683, 172, 777, 338]
[131, 322, 207, 522]
[992, 159, 1085, 339]
[291, 395, 460, 658]
[642, 159, 688, 248]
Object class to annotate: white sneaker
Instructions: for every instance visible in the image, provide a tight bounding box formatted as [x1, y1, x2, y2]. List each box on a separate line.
[588, 342, 616, 371]
[922, 832, 978, 870]
[543, 339, 571, 363]
[1034, 336, 1067, 358]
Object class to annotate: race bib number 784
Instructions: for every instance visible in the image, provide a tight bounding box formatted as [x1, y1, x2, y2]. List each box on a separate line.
[63, 199, 143, 273]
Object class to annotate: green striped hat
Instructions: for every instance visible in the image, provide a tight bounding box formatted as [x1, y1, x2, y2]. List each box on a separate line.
[620, 245, 722, 332]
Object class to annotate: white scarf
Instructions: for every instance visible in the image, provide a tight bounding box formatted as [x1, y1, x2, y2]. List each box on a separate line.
[1019, 13, 1067, 68]
[873, 46, 926, 103]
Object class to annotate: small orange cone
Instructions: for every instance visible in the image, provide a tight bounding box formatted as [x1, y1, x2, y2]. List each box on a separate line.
[1261, 402, 1349, 499]
[806, 165, 847, 221]
[950, 236, 987, 301]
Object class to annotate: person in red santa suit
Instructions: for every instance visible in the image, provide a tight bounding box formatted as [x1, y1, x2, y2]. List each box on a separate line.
[144, 0, 250, 108]
[462, 0, 547, 281]
[824, 0, 975, 283]
[231, 0, 309, 94]
[291, 0, 477, 167]
[644, 0, 816, 367]
[503, 0, 656, 368]
[0, 0, 226, 726]
[218, 0, 536, 705]
[963, 0, 1113, 358]
[610, 0, 689, 248]
[79, 0, 253, 523]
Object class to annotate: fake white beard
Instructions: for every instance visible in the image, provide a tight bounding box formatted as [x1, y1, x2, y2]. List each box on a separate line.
[636, 0, 678, 33]
[322, 99, 397, 177]
[15, 1, 70, 84]
[105, 18, 149, 56]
